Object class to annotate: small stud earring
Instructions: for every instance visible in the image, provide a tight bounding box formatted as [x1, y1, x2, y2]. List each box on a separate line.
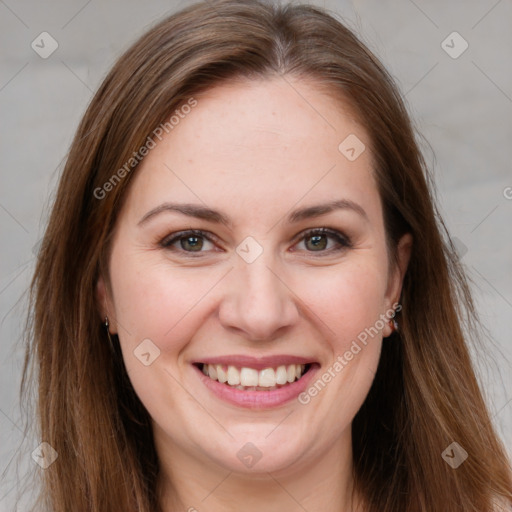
[104, 316, 116, 353]
[389, 307, 400, 334]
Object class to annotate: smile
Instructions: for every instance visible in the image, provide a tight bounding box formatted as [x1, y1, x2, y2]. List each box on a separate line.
[192, 357, 319, 408]
[198, 363, 310, 391]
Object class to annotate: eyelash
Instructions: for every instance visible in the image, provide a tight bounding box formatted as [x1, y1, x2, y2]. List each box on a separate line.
[160, 228, 352, 257]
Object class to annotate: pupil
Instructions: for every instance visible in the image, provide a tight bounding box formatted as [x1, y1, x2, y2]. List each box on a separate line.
[307, 235, 327, 251]
[182, 236, 203, 251]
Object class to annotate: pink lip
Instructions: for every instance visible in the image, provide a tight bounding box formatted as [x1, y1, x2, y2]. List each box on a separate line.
[192, 354, 316, 371]
[192, 362, 320, 409]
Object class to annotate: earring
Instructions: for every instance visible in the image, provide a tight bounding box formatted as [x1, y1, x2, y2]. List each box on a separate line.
[389, 307, 400, 334]
[104, 316, 116, 353]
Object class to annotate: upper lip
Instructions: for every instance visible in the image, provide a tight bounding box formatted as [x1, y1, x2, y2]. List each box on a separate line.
[193, 355, 317, 371]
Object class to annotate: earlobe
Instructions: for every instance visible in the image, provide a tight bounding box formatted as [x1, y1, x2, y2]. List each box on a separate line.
[383, 233, 413, 337]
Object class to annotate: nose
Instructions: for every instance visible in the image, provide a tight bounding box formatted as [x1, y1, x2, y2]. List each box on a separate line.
[218, 250, 300, 342]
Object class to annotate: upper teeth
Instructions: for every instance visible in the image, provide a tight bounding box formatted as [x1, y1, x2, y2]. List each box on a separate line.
[202, 363, 306, 387]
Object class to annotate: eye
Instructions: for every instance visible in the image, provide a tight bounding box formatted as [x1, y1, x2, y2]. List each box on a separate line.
[160, 227, 351, 257]
[160, 229, 217, 254]
[293, 228, 351, 254]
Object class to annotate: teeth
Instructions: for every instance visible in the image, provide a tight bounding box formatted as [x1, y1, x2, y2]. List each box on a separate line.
[259, 368, 275, 387]
[240, 367, 259, 387]
[201, 363, 308, 389]
[227, 366, 240, 386]
[275, 365, 288, 385]
[217, 365, 228, 383]
[208, 365, 217, 380]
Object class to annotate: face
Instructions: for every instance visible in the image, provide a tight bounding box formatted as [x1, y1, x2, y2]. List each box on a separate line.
[97, 77, 411, 479]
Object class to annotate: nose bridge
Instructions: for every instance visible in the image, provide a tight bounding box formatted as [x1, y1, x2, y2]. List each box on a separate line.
[242, 255, 282, 304]
[218, 245, 299, 340]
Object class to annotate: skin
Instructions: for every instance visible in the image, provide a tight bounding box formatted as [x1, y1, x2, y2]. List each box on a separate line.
[97, 76, 412, 512]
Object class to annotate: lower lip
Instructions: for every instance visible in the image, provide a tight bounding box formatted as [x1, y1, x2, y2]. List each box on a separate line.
[193, 364, 320, 409]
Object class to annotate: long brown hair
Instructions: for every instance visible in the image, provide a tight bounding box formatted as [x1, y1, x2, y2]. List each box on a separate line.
[23, 1, 512, 511]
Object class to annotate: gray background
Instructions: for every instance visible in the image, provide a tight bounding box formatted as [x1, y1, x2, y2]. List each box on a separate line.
[1, 0, 511, 509]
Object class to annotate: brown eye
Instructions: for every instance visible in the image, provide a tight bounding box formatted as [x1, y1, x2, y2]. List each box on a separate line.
[305, 234, 328, 251]
[294, 228, 351, 254]
[161, 230, 216, 254]
[180, 235, 204, 251]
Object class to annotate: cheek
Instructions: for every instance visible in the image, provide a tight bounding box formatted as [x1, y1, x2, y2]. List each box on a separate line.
[294, 258, 388, 349]
[108, 255, 215, 410]
[289, 260, 387, 439]
[109, 250, 231, 367]
[111, 252, 202, 336]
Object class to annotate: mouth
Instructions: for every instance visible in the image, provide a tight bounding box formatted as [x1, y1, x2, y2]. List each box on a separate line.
[194, 362, 314, 391]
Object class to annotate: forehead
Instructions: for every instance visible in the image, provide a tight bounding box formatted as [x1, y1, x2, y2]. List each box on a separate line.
[122, 77, 381, 228]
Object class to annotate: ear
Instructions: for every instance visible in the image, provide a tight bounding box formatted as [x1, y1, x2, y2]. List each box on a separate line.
[96, 275, 117, 334]
[382, 233, 413, 337]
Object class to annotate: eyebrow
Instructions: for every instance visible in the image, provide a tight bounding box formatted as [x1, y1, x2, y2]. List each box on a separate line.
[138, 199, 368, 227]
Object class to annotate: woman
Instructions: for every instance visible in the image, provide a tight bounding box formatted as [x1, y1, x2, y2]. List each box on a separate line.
[23, 0, 512, 511]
